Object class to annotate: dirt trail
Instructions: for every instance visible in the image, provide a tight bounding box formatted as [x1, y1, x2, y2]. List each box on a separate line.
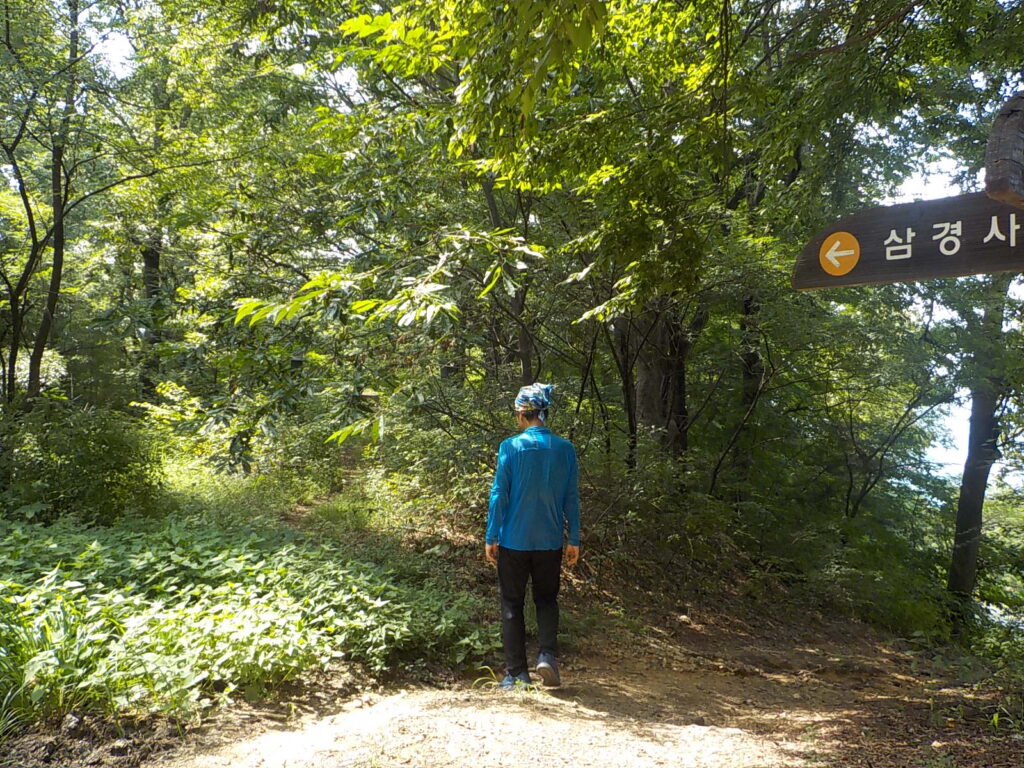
[146, 686, 794, 768]
[137, 621, 1022, 768]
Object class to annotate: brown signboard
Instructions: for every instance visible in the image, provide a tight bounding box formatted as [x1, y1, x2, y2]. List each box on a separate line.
[792, 192, 1024, 290]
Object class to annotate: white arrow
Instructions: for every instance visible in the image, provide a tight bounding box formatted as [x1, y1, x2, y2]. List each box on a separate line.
[824, 239, 855, 268]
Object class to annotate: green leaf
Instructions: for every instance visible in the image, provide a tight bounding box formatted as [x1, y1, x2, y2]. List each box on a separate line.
[351, 299, 383, 313]
[478, 266, 502, 298]
[234, 300, 267, 325]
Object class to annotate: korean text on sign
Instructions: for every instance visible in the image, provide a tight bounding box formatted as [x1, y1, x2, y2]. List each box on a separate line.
[984, 214, 1021, 247]
[885, 228, 915, 260]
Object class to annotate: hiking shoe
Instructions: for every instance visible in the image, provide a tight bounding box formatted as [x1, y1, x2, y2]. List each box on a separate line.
[536, 653, 561, 687]
[499, 671, 532, 690]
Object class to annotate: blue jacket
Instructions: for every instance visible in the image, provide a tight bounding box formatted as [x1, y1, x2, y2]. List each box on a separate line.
[486, 426, 581, 551]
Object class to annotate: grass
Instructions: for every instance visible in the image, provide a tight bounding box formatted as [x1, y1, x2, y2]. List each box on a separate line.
[0, 461, 499, 740]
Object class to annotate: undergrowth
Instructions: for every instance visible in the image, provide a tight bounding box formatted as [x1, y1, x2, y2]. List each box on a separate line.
[0, 461, 497, 742]
[935, 617, 1024, 734]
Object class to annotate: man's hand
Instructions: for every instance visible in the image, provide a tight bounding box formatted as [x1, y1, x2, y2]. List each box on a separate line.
[565, 544, 580, 567]
[485, 542, 498, 564]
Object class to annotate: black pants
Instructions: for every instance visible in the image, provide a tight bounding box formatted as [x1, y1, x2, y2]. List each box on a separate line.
[497, 546, 562, 676]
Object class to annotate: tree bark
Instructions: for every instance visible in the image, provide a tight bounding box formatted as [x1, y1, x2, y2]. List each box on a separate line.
[732, 294, 764, 488]
[511, 285, 534, 385]
[946, 274, 1012, 604]
[26, 149, 67, 400]
[946, 382, 1000, 600]
[25, 0, 78, 401]
[635, 306, 709, 455]
[5, 295, 23, 403]
[138, 235, 163, 394]
[739, 295, 763, 409]
[138, 65, 174, 396]
[607, 318, 637, 470]
[1, 152, 46, 405]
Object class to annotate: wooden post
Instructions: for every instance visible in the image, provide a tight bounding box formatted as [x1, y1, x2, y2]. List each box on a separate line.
[985, 92, 1024, 210]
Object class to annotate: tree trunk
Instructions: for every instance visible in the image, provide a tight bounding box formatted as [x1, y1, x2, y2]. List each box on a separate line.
[141, 239, 162, 300]
[6, 295, 22, 403]
[138, 67, 173, 396]
[946, 382, 1000, 600]
[946, 274, 1012, 605]
[739, 295, 763, 409]
[635, 311, 670, 428]
[1, 156, 47, 405]
[25, 0, 78, 401]
[139, 236, 163, 394]
[607, 319, 637, 470]
[511, 285, 534, 385]
[26, 143, 67, 400]
[732, 294, 764, 492]
[635, 306, 709, 455]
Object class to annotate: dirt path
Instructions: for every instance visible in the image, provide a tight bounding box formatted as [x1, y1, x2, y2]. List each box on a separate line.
[145, 686, 796, 768]
[135, 620, 1022, 768]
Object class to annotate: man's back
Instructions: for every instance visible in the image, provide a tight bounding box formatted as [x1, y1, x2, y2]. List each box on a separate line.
[487, 425, 580, 551]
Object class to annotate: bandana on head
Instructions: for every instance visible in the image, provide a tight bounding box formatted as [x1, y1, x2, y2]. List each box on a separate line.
[515, 383, 554, 421]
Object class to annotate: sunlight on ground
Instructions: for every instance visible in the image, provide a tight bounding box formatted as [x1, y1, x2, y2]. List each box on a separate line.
[146, 690, 808, 768]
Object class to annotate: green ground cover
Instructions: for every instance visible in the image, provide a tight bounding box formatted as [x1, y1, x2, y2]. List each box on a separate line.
[0, 465, 496, 742]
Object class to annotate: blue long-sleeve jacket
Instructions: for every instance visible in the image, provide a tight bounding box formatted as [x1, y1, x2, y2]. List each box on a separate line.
[486, 426, 581, 551]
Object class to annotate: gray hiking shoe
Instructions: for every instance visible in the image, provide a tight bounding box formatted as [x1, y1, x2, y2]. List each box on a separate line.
[536, 653, 561, 687]
[499, 671, 532, 690]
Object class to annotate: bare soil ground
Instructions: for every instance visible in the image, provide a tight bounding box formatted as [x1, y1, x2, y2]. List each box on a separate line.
[13, 612, 1017, 768]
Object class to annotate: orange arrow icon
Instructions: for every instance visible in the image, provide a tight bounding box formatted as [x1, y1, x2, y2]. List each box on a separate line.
[819, 232, 860, 276]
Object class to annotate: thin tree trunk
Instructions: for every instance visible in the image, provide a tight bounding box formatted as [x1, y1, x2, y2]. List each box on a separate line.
[512, 285, 533, 385]
[606, 319, 637, 470]
[672, 307, 709, 452]
[26, 144, 67, 400]
[732, 294, 764, 495]
[26, 0, 78, 401]
[6, 295, 22, 403]
[946, 274, 1012, 606]
[139, 237, 163, 394]
[570, 330, 599, 445]
[739, 295, 763, 409]
[138, 67, 172, 396]
[946, 383, 1000, 600]
[1, 153, 46, 404]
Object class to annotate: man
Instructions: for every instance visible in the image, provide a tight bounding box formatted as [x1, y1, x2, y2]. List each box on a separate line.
[485, 383, 581, 689]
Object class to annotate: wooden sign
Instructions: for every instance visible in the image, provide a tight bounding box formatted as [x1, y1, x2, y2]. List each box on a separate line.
[791, 192, 1024, 290]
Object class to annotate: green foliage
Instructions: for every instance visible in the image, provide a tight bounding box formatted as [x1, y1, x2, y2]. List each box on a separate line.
[0, 403, 164, 525]
[810, 519, 954, 637]
[972, 622, 1024, 731]
[975, 489, 1024, 614]
[0, 471, 495, 737]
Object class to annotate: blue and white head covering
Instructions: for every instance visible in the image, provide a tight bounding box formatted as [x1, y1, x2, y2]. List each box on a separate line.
[515, 383, 554, 421]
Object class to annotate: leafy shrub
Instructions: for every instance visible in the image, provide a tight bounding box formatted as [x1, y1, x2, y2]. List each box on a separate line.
[251, 412, 352, 494]
[0, 402, 163, 525]
[0, 502, 495, 737]
[375, 421, 495, 514]
[972, 621, 1024, 730]
[804, 516, 952, 637]
[976, 505, 1024, 615]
